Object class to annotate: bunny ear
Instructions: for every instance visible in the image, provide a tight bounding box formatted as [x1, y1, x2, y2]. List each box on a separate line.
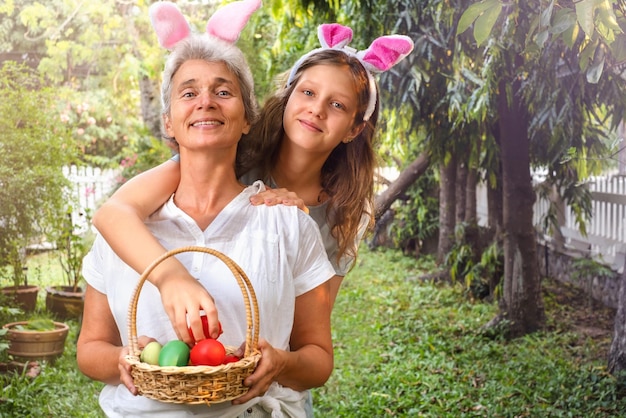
[206, 0, 262, 44]
[357, 35, 414, 73]
[149, 2, 191, 50]
[318, 23, 353, 49]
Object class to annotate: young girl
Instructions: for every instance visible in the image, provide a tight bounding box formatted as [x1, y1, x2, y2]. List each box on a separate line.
[92, 23, 414, 343]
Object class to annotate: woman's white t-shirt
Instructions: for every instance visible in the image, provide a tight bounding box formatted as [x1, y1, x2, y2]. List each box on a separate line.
[82, 181, 335, 417]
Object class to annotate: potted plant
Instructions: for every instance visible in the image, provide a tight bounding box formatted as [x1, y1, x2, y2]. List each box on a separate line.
[0, 62, 76, 313]
[2, 316, 69, 364]
[45, 209, 93, 320]
[0, 305, 41, 375]
[0, 244, 38, 312]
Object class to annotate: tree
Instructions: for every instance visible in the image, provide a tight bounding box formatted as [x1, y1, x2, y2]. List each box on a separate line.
[0, 62, 76, 285]
[341, 0, 626, 341]
[458, 0, 626, 337]
[0, 0, 164, 166]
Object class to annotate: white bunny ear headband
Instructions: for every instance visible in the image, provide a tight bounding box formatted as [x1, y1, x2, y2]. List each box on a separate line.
[149, 0, 262, 49]
[287, 23, 414, 121]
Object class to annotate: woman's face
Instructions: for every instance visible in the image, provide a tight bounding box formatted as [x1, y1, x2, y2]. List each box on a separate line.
[164, 59, 250, 153]
[283, 64, 364, 156]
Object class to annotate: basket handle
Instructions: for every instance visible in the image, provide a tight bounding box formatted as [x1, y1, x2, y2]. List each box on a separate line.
[127, 246, 259, 359]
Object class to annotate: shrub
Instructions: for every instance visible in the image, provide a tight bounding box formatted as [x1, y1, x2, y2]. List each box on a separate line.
[0, 62, 77, 285]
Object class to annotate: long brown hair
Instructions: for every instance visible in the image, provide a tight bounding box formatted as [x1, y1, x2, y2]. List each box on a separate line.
[237, 49, 377, 264]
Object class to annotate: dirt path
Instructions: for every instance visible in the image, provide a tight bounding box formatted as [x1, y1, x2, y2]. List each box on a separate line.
[543, 277, 616, 363]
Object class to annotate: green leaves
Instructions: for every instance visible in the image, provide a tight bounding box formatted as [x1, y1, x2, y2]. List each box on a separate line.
[0, 62, 75, 273]
[457, 0, 503, 46]
[458, 0, 624, 87]
[14, 318, 56, 332]
[576, 0, 597, 37]
[577, 0, 622, 38]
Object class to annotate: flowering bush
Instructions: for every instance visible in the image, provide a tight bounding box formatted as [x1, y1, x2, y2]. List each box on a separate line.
[56, 88, 173, 188]
[114, 136, 174, 189]
[57, 90, 133, 165]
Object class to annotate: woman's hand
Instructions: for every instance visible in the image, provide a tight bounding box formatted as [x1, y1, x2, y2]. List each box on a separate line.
[231, 339, 287, 404]
[119, 336, 156, 395]
[249, 188, 309, 214]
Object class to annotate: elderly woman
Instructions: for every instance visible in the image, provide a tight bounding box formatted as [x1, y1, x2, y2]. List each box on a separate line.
[76, 3, 334, 417]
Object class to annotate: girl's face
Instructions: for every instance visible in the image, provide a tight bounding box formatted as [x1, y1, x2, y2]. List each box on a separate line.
[164, 59, 250, 153]
[283, 64, 364, 155]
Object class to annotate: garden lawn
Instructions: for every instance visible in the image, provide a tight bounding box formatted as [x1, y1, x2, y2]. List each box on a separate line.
[313, 246, 625, 417]
[2, 247, 624, 417]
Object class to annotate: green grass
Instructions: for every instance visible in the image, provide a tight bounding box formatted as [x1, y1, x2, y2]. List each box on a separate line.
[2, 247, 625, 417]
[0, 319, 105, 418]
[1, 250, 104, 418]
[313, 246, 625, 417]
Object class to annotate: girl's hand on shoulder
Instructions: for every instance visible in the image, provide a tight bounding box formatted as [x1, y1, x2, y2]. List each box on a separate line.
[231, 338, 287, 405]
[249, 187, 309, 214]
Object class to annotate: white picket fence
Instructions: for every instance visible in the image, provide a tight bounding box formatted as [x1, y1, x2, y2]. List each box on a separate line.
[68, 165, 626, 272]
[538, 175, 626, 271]
[63, 165, 121, 232]
[477, 174, 626, 272]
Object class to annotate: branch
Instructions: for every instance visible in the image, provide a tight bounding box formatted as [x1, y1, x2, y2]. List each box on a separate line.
[374, 152, 430, 220]
[23, 1, 85, 42]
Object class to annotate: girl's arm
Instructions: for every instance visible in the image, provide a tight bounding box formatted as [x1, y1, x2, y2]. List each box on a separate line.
[92, 159, 179, 279]
[92, 159, 220, 344]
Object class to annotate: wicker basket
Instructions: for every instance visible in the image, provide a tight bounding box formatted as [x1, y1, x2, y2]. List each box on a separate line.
[125, 246, 261, 405]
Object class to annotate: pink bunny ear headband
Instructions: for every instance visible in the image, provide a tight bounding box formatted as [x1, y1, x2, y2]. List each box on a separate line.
[287, 23, 414, 121]
[149, 0, 262, 49]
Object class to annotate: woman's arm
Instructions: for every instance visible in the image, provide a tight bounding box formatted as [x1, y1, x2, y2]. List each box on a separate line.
[77, 285, 159, 395]
[233, 281, 333, 404]
[92, 159, 221, 343]
[76, 285, 125, 385]
[279, 281, 333, 389]
[329, 274, 344, 310]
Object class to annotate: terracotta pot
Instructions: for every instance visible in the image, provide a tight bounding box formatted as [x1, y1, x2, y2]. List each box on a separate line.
[3, 321, 69, 363]
[0, 285, 39, 312]
[45, 286, 84, 320]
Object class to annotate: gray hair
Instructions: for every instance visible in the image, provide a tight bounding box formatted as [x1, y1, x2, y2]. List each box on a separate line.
[160, 34, 258, 139]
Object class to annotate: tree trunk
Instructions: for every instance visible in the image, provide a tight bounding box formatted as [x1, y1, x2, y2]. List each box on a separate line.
[138, 75, 162, 140]
[120, 4, 162, 141]
[608, 259, 626, 376]
[496, 77, 545, 338]
[437, 153, 457, 265]
[488, 126, 503, 238]
[456, 160, 468, 224]
[464, 154, 480, 265]
[465, 156, 478, 225]
[619, 120, 626, 175]
[374, 153, 430, 220]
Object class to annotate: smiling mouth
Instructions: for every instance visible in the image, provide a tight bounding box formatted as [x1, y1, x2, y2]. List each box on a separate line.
[191, 120, 223, 127]
[299, 119, 322, 132]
